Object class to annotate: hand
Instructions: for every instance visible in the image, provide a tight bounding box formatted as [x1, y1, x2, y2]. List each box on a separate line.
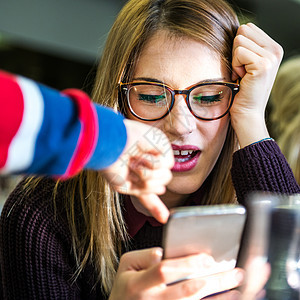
[238, 257, 271, 300]
[231, 23, 283, 147]
[206, 258, 270, 300]
[109, 248, 244, 300]
[101, 119, 174, 223]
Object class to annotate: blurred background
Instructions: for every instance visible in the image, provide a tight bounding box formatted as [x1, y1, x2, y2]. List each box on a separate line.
[1, 0, 300, 209]
[1, 0, 300, 91]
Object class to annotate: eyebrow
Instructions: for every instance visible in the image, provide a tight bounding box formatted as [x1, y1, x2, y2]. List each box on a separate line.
[132, 77, 227, 85]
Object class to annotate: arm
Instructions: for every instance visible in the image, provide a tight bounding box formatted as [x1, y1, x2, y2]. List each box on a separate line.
[231, 23, 283, 148]
[229, 23, 299, 202]
[0, 70, 174, 223]
[231, 140, 300, 205]
[0, 70, 126, 178]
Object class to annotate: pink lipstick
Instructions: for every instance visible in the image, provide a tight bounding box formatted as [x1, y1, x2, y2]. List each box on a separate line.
[171, 145, 201, 172]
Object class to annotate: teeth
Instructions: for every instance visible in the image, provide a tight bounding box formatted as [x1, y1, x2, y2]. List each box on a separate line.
[173, 149, 195, 156]
[175, 157, 190, 163]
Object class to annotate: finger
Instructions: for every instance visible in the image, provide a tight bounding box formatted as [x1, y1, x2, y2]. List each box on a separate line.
[231, 66, 245, 81]
[129, 153, 173, 171]
[135, 253, 217, 292]
[113, 173, 169, 196]
[194, 268, 244, 299]
[131, 182, 167, 195]
[159, 277, 206, 300]
[236, 23, 283, 59]
[154, 269, 243, 299]
[162, 253, 218, 284]
[101, 168, 129, 191]
[233, 34, 270, 60]
[232, 46, 262, 78]
[241, 258, 270, 298]
[118, 248, 163, 273]
[231, 70, 240, 82]
[131, 167, 172, 186]
[207, 289, 241, 300]
[236, 23, 275, 49]
[137, 138, 174, 169]
[136, 193, 170, 223]
[132, 253, 213, 293]
[126, 176, 168, 195]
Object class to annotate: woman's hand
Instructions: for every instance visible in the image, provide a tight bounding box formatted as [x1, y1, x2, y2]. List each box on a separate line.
[101, 119, 174, 223]
[205, 258, 270, 300]
[231, 23, 283, 148]
[109, 248, 244, 300]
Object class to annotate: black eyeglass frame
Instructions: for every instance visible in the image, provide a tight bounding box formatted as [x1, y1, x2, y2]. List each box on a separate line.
[118, 81, 240, 121]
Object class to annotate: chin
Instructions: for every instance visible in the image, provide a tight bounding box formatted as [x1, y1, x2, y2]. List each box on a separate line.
[167, 176, 204, 195]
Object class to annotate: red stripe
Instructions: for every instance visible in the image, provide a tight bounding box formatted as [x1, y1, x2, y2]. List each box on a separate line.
[0, 71, 24, 168]
[61, 89, 98, 178]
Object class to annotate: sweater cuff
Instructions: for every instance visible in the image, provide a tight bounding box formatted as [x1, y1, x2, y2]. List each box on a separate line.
[86, 105, 127, 170]
[62, 89, 99, 178]
[232, 140, 300, 204]
[233, 139, 282, 162]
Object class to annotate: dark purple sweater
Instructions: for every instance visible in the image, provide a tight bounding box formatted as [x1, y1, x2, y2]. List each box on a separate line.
[0, 140, 299, 299]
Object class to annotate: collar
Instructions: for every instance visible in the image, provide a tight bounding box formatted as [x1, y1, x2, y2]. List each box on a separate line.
[123, 185, 206, 238]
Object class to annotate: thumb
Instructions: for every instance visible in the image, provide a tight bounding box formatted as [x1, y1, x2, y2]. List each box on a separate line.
[119, 248, 163, 272]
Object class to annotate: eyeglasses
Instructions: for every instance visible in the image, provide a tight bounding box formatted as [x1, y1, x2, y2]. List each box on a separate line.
[119, 81, 239, 121]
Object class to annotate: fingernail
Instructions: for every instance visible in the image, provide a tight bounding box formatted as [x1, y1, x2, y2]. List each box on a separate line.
[234, 270, 244, 284]
[154, 248, 163, 261]
[160, 209, 169, 224]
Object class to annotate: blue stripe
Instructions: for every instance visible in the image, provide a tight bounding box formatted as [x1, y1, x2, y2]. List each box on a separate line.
[86, 106, 127, 170]
[25, 83, 81, 176]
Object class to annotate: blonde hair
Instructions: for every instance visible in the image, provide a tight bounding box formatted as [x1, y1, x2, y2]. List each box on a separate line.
[29, 0, 240, 294]
[277, 114, 300, 184]
[270, 56, 300, 137]
[270, 56, 300, 184]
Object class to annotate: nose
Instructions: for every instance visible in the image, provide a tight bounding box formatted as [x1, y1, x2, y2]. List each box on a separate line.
[163, 95, 196, 137]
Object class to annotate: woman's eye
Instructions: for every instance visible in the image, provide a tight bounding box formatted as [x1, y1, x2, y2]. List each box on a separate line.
[138, 93, 167, 104]
[192, 93, 223, 104]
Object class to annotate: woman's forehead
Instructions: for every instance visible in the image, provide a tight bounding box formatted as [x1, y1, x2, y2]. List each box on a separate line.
[134, 30, 229, 87]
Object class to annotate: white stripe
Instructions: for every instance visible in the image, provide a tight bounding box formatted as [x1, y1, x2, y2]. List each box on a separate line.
[3, 76, 44, 173]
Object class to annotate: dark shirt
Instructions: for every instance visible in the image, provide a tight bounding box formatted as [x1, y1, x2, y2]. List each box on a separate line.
[0, 140, 299, 299]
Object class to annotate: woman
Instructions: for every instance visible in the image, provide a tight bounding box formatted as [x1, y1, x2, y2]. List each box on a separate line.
[1, 0, 299, 299]
[269, 55, 300, 184]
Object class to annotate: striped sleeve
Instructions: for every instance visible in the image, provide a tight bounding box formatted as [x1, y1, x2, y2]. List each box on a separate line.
[0, 71, 44, 173]
[0, 70, 127, 178]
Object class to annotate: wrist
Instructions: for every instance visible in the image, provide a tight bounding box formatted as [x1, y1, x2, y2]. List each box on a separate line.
[231, 113, 270, 148]
[248, 137, 274, 146]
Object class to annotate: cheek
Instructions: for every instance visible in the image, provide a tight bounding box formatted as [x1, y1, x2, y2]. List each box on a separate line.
[200, 117, 230, 150]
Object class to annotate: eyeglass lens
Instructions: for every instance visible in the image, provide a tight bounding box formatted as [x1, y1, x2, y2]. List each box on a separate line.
[127, 84, 233, 120]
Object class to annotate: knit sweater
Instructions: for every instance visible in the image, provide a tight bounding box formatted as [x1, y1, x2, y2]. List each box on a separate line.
[0, 140, 299, 299]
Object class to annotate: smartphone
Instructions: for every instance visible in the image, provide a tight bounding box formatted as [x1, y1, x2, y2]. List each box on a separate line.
[163, 204, 246, 266]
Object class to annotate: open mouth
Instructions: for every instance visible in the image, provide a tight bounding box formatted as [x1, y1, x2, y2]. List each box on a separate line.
[171, 145, 201, 172]
[173, 149, 200, 163]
